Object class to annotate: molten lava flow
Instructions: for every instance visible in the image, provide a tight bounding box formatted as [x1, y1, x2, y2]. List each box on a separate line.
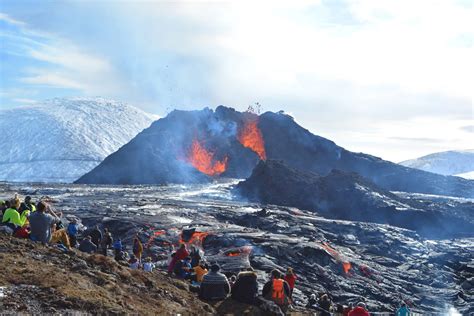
[179, 231, 210, 248]
[145, 230, 166, 248]
[342, 262, 352, 274]
[187, 139, 228, 176]
[321, 242, 352, 275]
[238, 119, 266, 160]
[226, 251, 241, 257]
[225, 246, 253, 257]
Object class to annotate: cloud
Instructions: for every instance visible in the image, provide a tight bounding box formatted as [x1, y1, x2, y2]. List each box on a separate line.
[460, 125, 474, 133]
[0, 12, 26, 26]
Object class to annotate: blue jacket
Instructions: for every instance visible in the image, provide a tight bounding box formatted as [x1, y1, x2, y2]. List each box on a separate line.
[113, 239, 123, 250]
[67, 223, 78, 236]
[397, 306, 410, 316]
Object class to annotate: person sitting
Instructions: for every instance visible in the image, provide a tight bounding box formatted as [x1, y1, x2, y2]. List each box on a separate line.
[306, 294, 318, 309]
[19, 196, 36, 215]
[193, 261, 208, 283]
[86, 225, 102, 249]
[319, 294, 333, 316]
[129, 254, 139, 270]
[174, 257, 192, 279]
[199, 264, 231, 301]
[79, 236, 98, 253]
[348, 302, 370, 316]
[28, 201, 54, 242]
[67, 219, 79, 248]
[190, 246, 202, 267]
[231, 268, 258, 304]
[143, 257, 155, 272]
[0, 200, 7, 216]
[284, 267, 297, 298]
[262, 269, 291, 312]
[2, 198, 28, 232]
[396, 302, 410, 316]
[168, 244, 189, 274]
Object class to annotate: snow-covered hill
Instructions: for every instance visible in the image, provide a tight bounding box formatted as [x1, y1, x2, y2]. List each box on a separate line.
[0, 97, 157, 183]
[400, 150, 474, 179]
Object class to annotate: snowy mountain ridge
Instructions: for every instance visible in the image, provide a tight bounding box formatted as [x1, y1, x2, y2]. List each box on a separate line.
[0, 97, 157, 183]
[400, 149, 474, 179]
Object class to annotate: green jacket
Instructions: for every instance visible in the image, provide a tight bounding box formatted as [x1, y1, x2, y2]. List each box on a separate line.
[2, 208, 28, 227]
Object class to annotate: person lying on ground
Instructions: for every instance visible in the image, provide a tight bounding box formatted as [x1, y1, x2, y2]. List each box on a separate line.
[199, 264, 231, 301]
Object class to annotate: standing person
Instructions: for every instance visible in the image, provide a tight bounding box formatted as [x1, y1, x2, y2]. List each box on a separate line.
[284, 267, 297, 298]
[348, 302, 370, 316]
[87, 225, 102, 249]
[67, 219, 79, 248]
[133, 235, 143, 263]
[262, 269, 291, 313]
[231, 268, 258, 304]
[199, 264, 231, 301]
[306, 294, 318, 309]
[101, 228, 113, 256]
[319, 294, 332, 316]
[168, 243, 189, 274]
[113, 238, 123, 258]
[396, 302, 410, 316]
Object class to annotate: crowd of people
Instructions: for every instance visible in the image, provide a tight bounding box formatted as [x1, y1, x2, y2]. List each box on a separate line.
[1, 195, 412, 315]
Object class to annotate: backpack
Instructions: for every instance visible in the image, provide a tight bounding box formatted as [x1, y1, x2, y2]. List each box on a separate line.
[271, 279, 287, 306]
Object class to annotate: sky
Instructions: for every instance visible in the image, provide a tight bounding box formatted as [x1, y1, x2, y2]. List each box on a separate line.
[0, 0, 472, 162]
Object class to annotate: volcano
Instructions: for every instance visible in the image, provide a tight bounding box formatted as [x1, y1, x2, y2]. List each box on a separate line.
[76, 106, 474, 198]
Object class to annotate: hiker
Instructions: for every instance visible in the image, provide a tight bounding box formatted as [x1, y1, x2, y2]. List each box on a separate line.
[129, 254, 139, 270]
[348, 302, 370, 316]
[262, 269, 291, 312]
[87, 225, 102, 249]
[284, 267, 297, 298]
[67, 219, 79, 248]
[396, 302, 410, 316]
[174, 257, 192, 279]
[19, 196, 36, 215]
[193, 261, 208, 283]
[79, 236, 97, 253]
[168, 243, 189, 274]
[306, 294, 318, 309]
[133, 235, 143, 262]
[0, 200, 6, 216]
[190, 246, 202, 267]
[2, 198, 28, 232]
[143, 257, 155, 272]
[231, 268, 258, 304]
[319, 294, 332, 316]
[113, 238, 123, 260]
[101, 228, 114, 256]
[199, 264, 231, 301]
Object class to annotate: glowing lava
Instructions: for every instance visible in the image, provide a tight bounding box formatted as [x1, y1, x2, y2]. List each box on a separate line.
[180, 231, 210, 248]
[238, 118, 267, 160]
[187, 139, 228, 176]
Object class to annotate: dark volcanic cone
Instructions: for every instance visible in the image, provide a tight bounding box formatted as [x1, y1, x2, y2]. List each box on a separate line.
[76, 106, 474, 199]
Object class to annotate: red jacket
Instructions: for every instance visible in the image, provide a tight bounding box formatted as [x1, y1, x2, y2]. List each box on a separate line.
[284, 273, 297, 289]
[175, 247, 189, 261]
[348, 307, 370, 316]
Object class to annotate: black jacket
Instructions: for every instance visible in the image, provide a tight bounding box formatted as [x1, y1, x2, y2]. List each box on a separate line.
[231, 271, 258, 304]
[199, 271, 230, 300]
[79, 239, 97, 253]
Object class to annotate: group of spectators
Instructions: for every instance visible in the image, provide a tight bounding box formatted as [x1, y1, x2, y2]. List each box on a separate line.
[1, 195, 412, 315]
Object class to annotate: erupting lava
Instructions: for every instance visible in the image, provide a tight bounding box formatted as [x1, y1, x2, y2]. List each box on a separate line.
[187, 139, 228, 176]
[238, 118, 267, 160]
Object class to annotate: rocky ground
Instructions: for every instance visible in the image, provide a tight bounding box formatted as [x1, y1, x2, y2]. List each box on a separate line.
[1, 181, 473, 314]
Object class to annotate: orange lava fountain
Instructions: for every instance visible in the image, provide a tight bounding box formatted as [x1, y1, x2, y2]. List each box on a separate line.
[187, 139, 228, 176]
[238, 119, 266, 160]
